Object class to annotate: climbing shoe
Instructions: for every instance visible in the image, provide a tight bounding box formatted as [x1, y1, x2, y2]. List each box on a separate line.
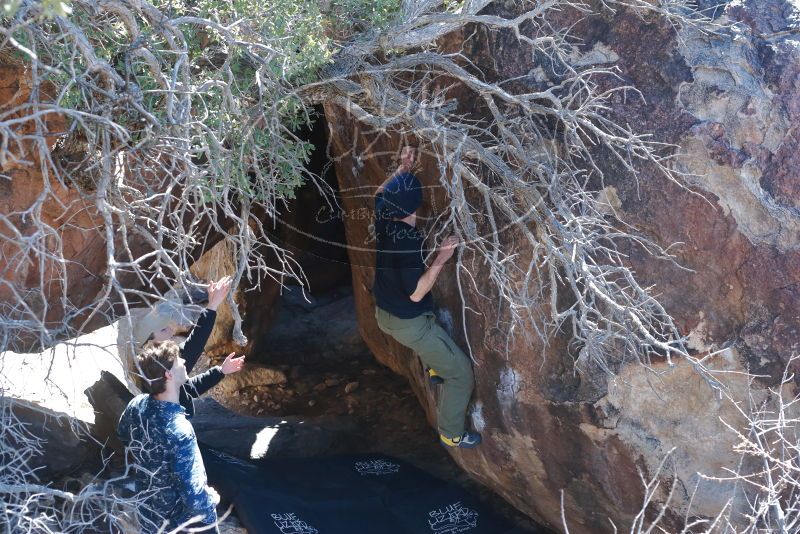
[440, 431, 482, 449]
[427, 367, 444, 385]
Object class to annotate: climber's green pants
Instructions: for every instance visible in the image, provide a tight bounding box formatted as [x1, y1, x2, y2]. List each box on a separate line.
[375, 307, 474, 440]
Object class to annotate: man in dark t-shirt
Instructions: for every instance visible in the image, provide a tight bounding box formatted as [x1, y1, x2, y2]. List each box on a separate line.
[373, 144, 481, 448]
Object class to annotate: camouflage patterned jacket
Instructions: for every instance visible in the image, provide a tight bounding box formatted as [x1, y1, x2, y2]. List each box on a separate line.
[118, 394, 217, 532]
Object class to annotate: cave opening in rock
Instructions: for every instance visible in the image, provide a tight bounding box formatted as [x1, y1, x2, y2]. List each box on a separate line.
[208, 105, 454, 460]
[198, 107, 543, 533]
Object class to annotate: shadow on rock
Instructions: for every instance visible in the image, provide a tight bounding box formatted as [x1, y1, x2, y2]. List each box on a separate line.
[192, 397, 360, 459]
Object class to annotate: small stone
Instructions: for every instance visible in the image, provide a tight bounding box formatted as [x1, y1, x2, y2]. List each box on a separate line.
[344, 381, 359, 394]
[324, 377, 341, 388]
[313, 383, 327, 392]
[308, 400, 316, 407]
[257, 408, 264, 415]
[253, 395, 259, 403]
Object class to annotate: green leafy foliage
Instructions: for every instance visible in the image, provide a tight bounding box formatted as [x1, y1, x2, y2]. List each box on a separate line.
[158, 0, 333, 201]
[2, 0, 71, 18]
[169, 0, 332, 83]
[330, 0, 401, 30]
[3, 0, 403, 207]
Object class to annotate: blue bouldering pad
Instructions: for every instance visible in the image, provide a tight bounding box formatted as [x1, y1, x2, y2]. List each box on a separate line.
[201, 445, 528, 534]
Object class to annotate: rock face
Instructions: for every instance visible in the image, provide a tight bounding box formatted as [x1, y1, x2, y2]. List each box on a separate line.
[0, 319, 133, 478]
[0, 63, 98, 345]
[1, 398, 101, 481]
[324, 1, 800, 531]
[187, 160, 352, 361]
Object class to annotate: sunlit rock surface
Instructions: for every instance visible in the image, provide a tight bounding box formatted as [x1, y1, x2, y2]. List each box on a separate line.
[324, 1, 800, 531]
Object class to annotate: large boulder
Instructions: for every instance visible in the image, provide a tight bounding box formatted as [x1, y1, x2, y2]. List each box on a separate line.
[0, 398, 101, 481]
[324, 1, 800, 531]
[0, 320, 132, 478]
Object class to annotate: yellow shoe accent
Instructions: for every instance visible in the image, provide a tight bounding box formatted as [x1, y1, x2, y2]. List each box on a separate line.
[427, 368, 444, 385]
[440, 434, 461, 447]
[440, 431, 482, 448]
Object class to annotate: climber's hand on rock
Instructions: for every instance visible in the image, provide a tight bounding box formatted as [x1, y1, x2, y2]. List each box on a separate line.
[221, 352, 245, 375]
[435, 236, 460, 264]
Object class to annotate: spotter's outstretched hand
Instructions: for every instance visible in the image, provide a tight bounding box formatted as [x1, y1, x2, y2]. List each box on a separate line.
[221, 352, 245, 375]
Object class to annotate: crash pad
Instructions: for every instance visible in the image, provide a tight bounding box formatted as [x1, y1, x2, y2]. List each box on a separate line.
[201, 445, 529, 534]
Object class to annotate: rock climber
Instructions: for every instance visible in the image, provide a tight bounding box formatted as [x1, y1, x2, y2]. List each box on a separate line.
[372, 143, 481, 449]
